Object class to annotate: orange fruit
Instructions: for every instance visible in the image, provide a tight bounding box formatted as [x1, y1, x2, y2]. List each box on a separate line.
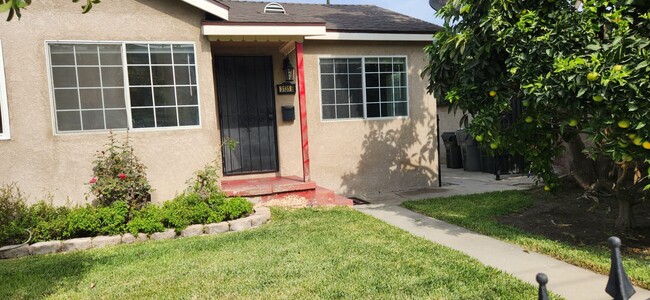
[617, 120, 630, 129]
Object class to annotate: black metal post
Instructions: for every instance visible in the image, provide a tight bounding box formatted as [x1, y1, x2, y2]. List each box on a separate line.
[605, 236, 636, 300]
[494, 154, 501, 181]
[536, 273, 550, 300]
[437, 114, 442, 187]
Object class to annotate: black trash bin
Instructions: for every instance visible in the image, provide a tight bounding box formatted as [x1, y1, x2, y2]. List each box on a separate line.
[441, 132, 463, 169]
[456, 130, 482, 172]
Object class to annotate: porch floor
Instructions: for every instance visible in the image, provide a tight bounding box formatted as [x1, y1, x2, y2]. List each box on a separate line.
[221, 176, 315, 197]
[221, 176, 352, 207]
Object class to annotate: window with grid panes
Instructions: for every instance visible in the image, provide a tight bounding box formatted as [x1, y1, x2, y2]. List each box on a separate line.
[319, 56, 408, 120]
[48, 42, 200, 133]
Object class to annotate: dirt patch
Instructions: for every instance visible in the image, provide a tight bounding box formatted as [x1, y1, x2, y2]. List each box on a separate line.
[498, 187, 650, 256]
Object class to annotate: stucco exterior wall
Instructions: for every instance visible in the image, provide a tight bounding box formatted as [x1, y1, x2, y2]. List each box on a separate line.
[0, 0, 219, 205]
[302, 41, 439, 197]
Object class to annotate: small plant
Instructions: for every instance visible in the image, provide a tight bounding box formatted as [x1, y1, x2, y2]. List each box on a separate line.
[88, 132, 152, 212]
[185, 161, 223, 200]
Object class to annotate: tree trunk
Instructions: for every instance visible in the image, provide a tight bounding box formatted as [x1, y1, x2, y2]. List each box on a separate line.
[564, 135, 598, 189]
[616, 196, 637, 229]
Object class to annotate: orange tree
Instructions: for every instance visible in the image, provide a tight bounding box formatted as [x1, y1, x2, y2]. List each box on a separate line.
[424, 0, 650, 229]
[0, 0, 99, 20]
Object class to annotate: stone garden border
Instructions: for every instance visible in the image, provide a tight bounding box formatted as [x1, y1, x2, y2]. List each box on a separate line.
[0, 206, 271, 260]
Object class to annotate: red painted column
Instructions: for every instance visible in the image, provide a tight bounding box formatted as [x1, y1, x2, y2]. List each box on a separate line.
[295, 42, 311, 182]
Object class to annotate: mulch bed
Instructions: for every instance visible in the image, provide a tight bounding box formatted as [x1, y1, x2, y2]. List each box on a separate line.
[498, 186, 650, 256]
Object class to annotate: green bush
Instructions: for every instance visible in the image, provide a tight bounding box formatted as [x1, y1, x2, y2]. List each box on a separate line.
[162, 193, 212, 231]
[64, 205, 99, 238]
[1, 179, 253, 246]
[25, 200, 69, 243]
[220, 197, 253, 220]
[63, 201, 130, 238]
[96, 201, 129, 235]
[88, 132, 152, 212]
[126, 204, 165, 235]
[0, 184, 30, 245]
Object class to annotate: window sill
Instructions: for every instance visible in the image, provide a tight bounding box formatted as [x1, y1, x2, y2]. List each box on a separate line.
[52, 125, 202, 136]
[320, 116, 409, 123]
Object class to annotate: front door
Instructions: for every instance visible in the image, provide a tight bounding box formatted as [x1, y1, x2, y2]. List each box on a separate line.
[215, 56, 279, 175]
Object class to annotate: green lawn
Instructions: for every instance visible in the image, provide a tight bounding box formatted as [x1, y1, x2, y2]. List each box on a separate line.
[0, 208, 542, 299]
[402, 190, 650, 289]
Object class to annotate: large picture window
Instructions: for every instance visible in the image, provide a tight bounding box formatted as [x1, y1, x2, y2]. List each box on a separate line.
[48, 42, 200, 133]
[0, 41, 9, 140]
[319, 56, 408, 120]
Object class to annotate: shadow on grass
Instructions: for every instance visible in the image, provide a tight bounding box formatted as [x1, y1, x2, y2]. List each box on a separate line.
[399, 190, 650, 290]
[0, 251, 93, 299]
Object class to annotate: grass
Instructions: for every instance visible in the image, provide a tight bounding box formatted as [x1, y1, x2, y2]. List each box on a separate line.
[402, 190, 650, 289]
[0, 208, 543, 299]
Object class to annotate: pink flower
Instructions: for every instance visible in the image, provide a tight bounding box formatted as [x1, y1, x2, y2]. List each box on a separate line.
[118, 173, 127, 180]
[89, 177, 97, 184]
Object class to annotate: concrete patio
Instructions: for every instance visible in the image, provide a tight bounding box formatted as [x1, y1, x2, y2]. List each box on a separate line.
[353, 167, 535, 207]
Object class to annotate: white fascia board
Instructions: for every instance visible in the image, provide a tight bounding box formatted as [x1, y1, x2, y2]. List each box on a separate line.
[202, 25, 326, 36]
[305, 32, 434, 42]
[182, 0, 229, 20]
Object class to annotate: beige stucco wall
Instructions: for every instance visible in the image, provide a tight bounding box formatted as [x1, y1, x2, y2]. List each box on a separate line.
[0, 0, 220, 205]
[302, 41, 439, 197]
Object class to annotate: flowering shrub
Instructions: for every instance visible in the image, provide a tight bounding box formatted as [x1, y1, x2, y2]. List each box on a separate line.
[88, 132, 152, 212]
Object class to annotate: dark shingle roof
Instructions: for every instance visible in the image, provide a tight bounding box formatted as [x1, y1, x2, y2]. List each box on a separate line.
[214, 0, 440, 34]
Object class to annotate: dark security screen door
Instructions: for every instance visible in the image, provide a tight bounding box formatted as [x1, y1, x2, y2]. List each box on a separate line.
[216, 56, 278, 175]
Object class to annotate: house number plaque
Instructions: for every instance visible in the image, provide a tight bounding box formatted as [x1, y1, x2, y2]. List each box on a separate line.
[277, 82, 296, 95]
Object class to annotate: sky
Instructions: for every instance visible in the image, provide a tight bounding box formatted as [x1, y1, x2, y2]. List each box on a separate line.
[273, 0, 444, 25]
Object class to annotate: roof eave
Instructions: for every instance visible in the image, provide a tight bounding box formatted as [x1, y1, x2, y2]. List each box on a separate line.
[181, 0, 229, 20]
[306, 31, 434, 42]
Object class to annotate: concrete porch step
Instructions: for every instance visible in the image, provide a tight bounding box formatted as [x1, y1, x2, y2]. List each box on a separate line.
[261, 187, 353, 207]
[221, 175, 316, 197]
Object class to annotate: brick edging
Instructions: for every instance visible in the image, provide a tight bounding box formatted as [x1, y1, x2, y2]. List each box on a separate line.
[0, 206, 271, 259]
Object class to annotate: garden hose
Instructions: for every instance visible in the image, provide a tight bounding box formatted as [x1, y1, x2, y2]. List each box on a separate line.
[0, 229, 32, 254]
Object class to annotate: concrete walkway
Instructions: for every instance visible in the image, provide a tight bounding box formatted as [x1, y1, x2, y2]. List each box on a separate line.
[354, 169, 650, 300]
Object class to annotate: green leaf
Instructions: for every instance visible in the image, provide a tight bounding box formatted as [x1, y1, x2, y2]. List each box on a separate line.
[635, 122, 645, 130]
[0, 1, 13, 13]
[577, 87, 587, 98]
[586, 44, 601, 51]
[15, 0, 29, 8]
[644, 184, 650, 192]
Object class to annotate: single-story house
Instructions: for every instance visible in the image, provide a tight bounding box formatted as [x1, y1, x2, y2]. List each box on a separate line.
[0, 0, 440, 205]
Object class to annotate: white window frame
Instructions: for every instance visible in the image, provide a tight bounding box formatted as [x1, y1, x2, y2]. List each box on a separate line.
[0, 41, 10, 140]
[45, 40, 202, 135]
[318, 55, 410, 122]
